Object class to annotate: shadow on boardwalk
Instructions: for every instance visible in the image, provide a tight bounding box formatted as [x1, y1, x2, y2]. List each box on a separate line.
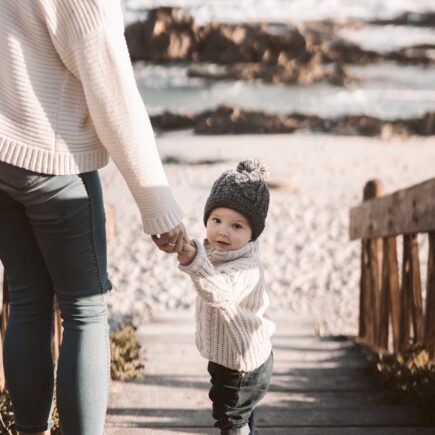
[105, 313, 435, 435]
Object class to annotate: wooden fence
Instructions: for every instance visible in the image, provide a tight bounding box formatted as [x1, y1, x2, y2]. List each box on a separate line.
[0, 204, 115, 390]
[350, 178, 435, 356]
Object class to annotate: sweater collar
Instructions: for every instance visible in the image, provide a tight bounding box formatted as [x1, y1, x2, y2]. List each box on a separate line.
[204, 239, 259, 263]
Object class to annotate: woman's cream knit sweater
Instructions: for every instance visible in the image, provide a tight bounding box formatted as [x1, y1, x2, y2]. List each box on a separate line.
[0, 0, 183, 234]
[179, 239, 275, 372]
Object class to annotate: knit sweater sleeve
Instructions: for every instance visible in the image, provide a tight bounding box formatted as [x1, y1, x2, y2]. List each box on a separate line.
[40, 0, 183, 235]
[179, 241, 261, 356]
[178, 241, 257, 305]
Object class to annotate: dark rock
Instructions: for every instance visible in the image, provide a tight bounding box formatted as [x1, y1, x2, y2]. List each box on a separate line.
[124, 7, 309, 64]
[150, 111, 197, 131]
[124, 7, 435, 84]
[368, 12, 435, 28]
[319, 38, 379, 64]
[403, 112, 435, 135]
[195, 23, 308, 64]
[385, 46, 435, 66]
[187, 60, 356, 85]
[333, 115, 384, 136]
[150, 106, 435, 137]
[195, 106, 297, 134]
[124, 7, 197, 62]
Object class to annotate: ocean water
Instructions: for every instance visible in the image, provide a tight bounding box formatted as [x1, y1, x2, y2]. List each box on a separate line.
[122, 0, 435, 25]
[125, 0, 435, 120]
[135, 63, 435, 119]
[338, 25, 435, 53]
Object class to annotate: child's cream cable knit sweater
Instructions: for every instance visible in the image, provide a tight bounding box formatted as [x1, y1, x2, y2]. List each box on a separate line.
[179, 239, 275, 372]
[0, 0, 182, 234]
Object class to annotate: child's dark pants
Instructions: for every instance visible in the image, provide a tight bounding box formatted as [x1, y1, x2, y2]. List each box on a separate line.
[207, 352, 273, 434]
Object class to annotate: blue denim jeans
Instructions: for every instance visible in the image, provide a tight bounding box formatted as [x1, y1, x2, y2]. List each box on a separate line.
[0, 161, 111, 434]
[208, 352, 273, 435]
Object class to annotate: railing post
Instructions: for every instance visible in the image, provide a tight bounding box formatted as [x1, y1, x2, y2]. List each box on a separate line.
[359, 180, 384, 345]
[378, 236, 400, 351]
[425, 232, 435, 357]
[400, 234, 424, 352]
[410, 235, 424, 343]
[352, 177, 435, 358]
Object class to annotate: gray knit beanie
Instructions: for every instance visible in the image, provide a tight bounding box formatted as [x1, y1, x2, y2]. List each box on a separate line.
[203, 159, 270, 240]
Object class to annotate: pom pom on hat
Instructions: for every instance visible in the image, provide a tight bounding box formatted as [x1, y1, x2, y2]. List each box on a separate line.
[236, 159, 270, 181]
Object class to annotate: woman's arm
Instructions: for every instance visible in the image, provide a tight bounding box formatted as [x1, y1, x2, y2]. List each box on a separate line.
[42, 0, 183, 235]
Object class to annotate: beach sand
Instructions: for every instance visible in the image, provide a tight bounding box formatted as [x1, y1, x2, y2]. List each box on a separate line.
[97, 133, 435, 336]
[0, 133, 434, 335]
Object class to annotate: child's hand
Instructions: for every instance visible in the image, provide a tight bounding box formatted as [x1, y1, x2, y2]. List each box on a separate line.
[177, 241, 197, 266]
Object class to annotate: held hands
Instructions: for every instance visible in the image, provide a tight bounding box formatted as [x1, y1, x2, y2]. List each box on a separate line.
[151, 223, 189, 254]
[177, 240, 197, 266]
[151, 223, 197, 264]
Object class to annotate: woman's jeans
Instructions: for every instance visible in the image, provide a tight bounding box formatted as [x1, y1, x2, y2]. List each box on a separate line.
[0, 161, 111, 434]
[208, 352, 273, 435]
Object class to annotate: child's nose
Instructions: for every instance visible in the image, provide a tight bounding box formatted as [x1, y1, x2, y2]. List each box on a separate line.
[218, 226, 229, 237]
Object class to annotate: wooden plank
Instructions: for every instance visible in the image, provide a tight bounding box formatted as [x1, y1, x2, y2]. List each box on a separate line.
[378, 237, 391, 349]
[360, 240, 373, 342]
[425, 232, 435, 357]
[399, 234, 424, 351]
[359, 243, 367, 339]
[399, 235, 412, 352]
[105, 406, 423, 428]
[371, 237, 383, 346]
[108, 313, 430, 434]
[358, 181, 384, 344]
[350, 177, 435, 240]
[105, 429, 435, 435]
[410, 234, 424, 343]
[386, 237, 400, 353]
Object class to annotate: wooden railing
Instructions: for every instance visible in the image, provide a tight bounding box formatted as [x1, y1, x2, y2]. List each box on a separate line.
[350, 178, 435, 356]
[0, 204, 115, 390]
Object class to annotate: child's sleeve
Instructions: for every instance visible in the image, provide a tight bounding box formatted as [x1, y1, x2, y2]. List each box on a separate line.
[178, 240, 258, 307]
[178, 241, 261, 355]
[179, 241, 262, 356]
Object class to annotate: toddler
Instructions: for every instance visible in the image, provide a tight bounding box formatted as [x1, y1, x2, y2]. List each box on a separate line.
[178, 160, 275, 435]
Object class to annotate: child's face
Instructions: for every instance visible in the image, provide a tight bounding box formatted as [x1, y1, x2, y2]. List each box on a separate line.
[206, 207, 252, 251]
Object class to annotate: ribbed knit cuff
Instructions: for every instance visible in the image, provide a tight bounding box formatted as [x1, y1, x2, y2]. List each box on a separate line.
[140, 196, 184, 235]
[0, 137, 109, 175]
[141, 186, 183, 235]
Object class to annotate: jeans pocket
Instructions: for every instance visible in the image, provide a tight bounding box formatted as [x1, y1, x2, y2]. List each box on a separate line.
[0, 161, 46, 191]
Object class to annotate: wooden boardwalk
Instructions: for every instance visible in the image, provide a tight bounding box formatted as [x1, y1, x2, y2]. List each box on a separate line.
[105, 313, 434, 434]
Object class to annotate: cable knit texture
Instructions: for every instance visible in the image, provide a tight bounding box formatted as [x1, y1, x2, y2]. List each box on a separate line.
[0, 0, 183, 234]
[179, 239, 275, 372]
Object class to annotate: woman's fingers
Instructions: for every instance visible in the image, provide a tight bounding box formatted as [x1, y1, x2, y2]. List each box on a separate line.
[152, 224, 187, 253]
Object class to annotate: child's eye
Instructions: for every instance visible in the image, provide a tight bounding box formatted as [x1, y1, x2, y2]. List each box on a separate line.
[212, 217, 221, 224]
[233, 223, 242, 230]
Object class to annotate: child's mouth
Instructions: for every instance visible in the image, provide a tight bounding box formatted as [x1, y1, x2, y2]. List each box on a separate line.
[215, 240, 230, 248]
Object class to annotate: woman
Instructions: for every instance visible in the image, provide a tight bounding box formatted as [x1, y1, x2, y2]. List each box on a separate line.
[0, 1, 185, 434]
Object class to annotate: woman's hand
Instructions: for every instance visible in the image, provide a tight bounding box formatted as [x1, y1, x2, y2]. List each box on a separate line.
[151, 223, 189, 254]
